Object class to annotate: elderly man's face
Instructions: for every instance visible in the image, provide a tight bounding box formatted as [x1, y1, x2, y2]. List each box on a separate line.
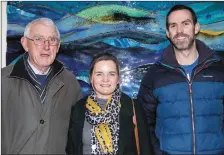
[21, 23, 60, 72]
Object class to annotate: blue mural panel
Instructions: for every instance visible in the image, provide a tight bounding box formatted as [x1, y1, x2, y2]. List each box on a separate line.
[6, 1, 224, 97]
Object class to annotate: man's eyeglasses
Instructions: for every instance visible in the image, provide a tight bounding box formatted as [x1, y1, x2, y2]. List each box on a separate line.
[25, 36, 60, 46]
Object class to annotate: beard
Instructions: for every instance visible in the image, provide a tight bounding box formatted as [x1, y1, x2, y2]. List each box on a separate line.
[170, 32, 195, 51]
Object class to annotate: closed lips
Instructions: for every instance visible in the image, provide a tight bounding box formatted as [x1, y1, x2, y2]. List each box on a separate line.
[40, 54, 50, 56]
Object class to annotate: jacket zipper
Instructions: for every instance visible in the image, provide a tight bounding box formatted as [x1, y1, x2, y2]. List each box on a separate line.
[188, 82, 196, 155]
[176, 67, 196, 155]
[159, 62, 197, 154]
[179, 58, 218, 155]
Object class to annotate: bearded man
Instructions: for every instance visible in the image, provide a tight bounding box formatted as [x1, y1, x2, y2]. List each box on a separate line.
[137, 4, 224, 155]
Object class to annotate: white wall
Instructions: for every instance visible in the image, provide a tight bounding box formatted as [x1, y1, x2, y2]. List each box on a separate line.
[1, 2, 7, 68]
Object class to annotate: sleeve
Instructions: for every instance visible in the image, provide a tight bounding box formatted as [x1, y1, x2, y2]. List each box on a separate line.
[71, 76, 83, 106]
[1, 71, 13, 154]
[137, 69, 164, 155]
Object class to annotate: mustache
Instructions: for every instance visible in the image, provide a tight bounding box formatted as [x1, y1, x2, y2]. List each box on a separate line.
[173, 33, 189, 39]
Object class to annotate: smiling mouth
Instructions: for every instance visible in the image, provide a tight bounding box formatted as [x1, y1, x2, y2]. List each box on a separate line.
[100, 84, 111, 87]
[177, 37, 186, 39]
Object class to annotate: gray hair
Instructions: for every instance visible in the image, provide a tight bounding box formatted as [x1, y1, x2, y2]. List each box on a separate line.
[23, 18, 60, 39]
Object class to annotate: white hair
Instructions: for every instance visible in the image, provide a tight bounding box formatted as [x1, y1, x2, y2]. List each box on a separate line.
[23, 18, 60, 39]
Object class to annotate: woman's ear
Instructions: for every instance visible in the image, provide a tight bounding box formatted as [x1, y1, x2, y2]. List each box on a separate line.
[116, 83, 120, 89]
[89, 74, 93, 84]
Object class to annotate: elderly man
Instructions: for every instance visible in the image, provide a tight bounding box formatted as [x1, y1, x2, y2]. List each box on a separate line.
[2, 18, 82, 154]
[137, 5, 224, 155]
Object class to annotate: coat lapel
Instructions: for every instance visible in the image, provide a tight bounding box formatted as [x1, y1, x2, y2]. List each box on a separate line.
[42, 77, 64, 115]
[117, 94, 134, 155]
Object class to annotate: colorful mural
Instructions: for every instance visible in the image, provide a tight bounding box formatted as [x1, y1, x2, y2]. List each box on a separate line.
[6, 1, 224, 97]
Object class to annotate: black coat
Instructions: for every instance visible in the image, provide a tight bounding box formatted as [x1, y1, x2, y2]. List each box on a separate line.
[66, 93, 152, 155]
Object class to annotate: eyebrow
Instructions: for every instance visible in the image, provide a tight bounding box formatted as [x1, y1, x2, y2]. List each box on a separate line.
[181, 19, 192, 24]
[94, 71, 117, 74]
[109, 71, 117, 74]
[33, 35, 57, 38]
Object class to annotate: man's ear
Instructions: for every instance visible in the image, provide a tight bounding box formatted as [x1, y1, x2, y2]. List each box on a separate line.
[21, 37, 28, 52]
[166, 29, 170, 39]
[195, 22, 200, 35]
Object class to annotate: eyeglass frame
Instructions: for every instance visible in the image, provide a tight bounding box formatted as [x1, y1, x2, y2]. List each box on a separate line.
[25, 36, 60, 46]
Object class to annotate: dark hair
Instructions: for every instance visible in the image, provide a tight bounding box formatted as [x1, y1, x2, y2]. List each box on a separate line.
[89, 53, 120, 77]
[166, 5, 197, 29]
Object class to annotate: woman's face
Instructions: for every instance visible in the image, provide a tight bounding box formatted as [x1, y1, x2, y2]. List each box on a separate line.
[91, 60, 119, 99]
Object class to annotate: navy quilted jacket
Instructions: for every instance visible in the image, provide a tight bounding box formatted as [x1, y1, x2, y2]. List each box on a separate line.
[137, 40, 224, 155]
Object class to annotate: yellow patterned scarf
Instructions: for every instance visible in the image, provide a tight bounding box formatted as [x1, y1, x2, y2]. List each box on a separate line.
[85, 89, 121, 154]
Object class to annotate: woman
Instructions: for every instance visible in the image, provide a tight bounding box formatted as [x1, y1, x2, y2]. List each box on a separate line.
[66, 53, 151, 155]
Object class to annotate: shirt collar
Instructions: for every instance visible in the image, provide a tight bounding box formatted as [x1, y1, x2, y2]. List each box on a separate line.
[27, 57, 51, 75]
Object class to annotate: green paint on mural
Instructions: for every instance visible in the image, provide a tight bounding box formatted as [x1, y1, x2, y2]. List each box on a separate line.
[76, 4, 150, 24]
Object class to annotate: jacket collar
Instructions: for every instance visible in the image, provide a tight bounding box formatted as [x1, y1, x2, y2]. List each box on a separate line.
[159, 39, 217, 67]
[9, 53, 64, 81]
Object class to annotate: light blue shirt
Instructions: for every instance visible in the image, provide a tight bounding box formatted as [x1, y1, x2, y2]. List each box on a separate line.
[181, 57, 199, 80]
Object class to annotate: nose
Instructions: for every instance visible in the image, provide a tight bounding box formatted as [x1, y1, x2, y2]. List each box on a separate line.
[102, 75, 109, 82]
[177, 25, 183, 33]
[43, 40, 50, 50]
